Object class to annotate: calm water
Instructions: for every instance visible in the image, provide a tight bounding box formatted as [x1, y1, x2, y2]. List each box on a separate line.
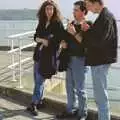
[0, 20, 120, 101]
[0, 20, 120, 45]
[0, 20, 120, 44]
[0, 20, 37, 46]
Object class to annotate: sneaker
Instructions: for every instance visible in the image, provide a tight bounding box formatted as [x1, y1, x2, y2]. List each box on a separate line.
[26, 103, 38, 116]
[36, 101, 45, 110]
[56, 110, 77, 119]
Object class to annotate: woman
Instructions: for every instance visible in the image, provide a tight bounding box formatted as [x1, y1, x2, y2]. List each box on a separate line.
[26, 0, 64, 116]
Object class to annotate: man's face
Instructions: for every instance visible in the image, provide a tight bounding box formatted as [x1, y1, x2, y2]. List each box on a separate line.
[85, 0, 96, 13]
[73, 5, 85, 21]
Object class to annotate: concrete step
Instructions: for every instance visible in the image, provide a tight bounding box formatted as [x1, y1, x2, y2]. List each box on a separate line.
[0, 85, 120, 120]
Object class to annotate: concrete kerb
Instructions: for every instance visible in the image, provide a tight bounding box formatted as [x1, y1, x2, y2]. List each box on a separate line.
[0, 85, 120, 120]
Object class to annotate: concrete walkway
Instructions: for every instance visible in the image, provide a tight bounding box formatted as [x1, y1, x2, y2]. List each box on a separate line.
[0, 51, 120, 120]
[0, 96, 75, 120]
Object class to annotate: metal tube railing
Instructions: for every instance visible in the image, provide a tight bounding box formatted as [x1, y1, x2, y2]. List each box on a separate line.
[7, 31, 35, 88]
[11, 39, 16, 81]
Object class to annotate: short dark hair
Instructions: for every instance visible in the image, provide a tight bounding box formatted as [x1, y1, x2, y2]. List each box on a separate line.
[74, 0, 87, 15]
[85, 0, 103, 5]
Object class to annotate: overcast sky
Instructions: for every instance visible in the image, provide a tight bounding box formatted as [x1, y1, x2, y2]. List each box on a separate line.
[0, 0, 41, 9]
[0, 0, 119, 19]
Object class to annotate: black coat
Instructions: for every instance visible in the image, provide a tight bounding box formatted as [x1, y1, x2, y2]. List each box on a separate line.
[57, 22, 86, 72]
[84, 8, 118, 66]
[33, 20, 65, 78]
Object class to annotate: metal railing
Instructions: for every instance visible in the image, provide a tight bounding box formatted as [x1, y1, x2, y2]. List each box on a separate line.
[7, 31, 35, 88]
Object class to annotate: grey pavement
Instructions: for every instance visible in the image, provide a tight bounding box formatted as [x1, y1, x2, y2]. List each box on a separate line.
[0, 96, 75, 120]
[0, 51, 120, 117]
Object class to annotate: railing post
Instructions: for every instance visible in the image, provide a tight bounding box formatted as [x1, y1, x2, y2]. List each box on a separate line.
[11, 39, 16, 81]
[19, 39, 23, 88]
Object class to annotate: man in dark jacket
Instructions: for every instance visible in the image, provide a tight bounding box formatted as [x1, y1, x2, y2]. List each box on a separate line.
[83, 0, 118, 120]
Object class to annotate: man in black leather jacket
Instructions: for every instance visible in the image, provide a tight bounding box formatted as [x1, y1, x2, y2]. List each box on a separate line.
[83, 0, 118, 120]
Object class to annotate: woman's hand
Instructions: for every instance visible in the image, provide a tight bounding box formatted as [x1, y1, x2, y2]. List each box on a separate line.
[60, 40, 67, 49]
[36, 37, 44, 43]
[42, 39, 48, 47]
[36, 37, 48, 47]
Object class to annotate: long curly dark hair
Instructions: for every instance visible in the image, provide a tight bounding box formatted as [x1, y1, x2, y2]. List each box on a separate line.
[37, 0, 61, 26]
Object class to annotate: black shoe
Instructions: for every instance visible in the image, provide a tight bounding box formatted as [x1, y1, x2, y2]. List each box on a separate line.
[56, 111, 77, 119]
[26, 103, 38, 116]
[36, 100, 45, 110]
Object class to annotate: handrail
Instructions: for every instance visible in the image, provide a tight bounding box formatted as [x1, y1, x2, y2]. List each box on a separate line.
[8, 31, 35, 39]
[8, 57, 32, 68]
[7, 31, 35, 88]
[8, 43, 36, 53]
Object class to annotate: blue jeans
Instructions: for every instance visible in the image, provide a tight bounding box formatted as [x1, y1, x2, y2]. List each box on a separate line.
[32, 62, 45, 104]
[91, 64, 110, 120]
[66, 56, 87, 118]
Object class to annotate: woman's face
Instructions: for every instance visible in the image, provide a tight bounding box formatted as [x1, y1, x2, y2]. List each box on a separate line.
[45, 5, 54, 20]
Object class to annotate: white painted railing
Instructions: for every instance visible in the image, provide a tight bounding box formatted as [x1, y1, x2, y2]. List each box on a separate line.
[7, 31, 35, 88]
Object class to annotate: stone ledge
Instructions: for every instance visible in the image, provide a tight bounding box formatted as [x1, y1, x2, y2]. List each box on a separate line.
[0, 85, 120, 120]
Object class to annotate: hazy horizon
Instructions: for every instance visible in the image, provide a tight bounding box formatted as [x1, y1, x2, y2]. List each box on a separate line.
[0, 0, 119, 19]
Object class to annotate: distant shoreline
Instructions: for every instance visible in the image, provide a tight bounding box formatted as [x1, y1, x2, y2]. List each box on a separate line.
[0, 9, 37, 20]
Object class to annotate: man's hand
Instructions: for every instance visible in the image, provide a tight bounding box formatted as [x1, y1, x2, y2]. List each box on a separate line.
[67, 23, 77, 35]
[81, 22, 90, 32]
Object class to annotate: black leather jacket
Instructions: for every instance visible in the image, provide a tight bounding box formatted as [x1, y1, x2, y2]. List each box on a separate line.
[84, 8, 118, 66]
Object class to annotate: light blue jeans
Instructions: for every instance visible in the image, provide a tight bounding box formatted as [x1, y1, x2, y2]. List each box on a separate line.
[32, 62, 45, 104]
[91, 64, 110, 120]
[66, 56, 87, 118]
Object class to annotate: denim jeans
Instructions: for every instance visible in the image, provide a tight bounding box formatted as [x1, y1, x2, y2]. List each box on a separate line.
[32, 62, 45, 104]
[66, 56, 87, 118]
[91, 64, 110, 120]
